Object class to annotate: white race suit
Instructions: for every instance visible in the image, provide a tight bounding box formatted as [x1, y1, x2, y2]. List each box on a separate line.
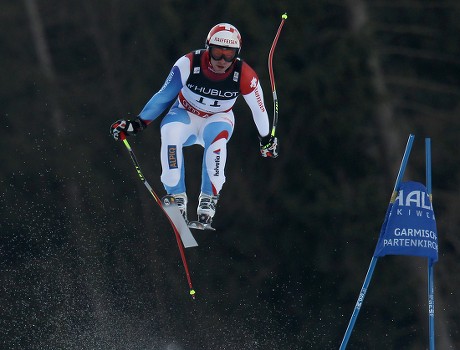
[138, 49, 270, 196]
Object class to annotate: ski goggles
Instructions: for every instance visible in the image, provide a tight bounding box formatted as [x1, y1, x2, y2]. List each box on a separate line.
[209, 46, 238, 62]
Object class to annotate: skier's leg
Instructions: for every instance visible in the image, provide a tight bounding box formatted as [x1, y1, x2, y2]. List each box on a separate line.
[159, 108, 198, 195]
[196, 114, 234, 224]
[201, 120, 233, 195]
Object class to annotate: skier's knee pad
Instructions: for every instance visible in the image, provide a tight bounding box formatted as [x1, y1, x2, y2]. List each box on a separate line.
[161, 169, 182, 188]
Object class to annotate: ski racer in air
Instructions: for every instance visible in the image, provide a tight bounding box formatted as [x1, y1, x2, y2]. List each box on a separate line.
[111, 23, 278, 228]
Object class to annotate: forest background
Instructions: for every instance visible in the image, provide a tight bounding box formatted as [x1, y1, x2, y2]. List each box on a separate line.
[1, 1, 459, 349]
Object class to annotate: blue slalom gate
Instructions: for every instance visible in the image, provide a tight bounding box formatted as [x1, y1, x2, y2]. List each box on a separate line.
[340, 135, 438, 349]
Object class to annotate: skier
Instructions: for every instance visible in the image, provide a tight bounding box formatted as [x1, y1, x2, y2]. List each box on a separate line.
[110, 23, 278, 228]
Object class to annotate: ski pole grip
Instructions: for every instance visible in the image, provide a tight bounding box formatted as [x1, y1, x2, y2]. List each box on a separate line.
[120, 132, 126, 141]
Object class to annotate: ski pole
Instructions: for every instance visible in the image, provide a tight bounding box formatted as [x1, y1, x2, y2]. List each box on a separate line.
[425, 138, 435, 350]
[268, 13, 287, 138]
[119, 133, 196, 299]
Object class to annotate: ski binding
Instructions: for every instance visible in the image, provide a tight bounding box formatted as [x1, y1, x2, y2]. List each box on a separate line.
[188, 221, 216, 231]
[161, 195, 198, 247]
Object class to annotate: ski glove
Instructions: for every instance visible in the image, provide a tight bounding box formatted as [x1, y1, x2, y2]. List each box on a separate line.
[110, 117, 146, 141]
[259, 134, 279, 158]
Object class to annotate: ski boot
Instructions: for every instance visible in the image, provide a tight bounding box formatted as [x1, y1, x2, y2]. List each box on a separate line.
[188, 192, 218, 231]
[172, 192, 188, 223]
[197, 192, 218, 230]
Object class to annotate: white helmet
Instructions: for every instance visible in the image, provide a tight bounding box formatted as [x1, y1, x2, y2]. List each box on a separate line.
[206, 23, 242, 54]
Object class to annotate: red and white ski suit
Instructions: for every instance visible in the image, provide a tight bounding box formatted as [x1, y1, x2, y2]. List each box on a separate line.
[138, 49, 270, 196]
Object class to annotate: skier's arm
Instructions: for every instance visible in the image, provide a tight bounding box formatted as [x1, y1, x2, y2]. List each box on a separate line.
[240, 63, 278, 157]
[110, 56, 191, 140]
[242, 83, 270, 138]
[240, 62, 270, 137]
[138, 55, 191, 124]
[243, 88, 279, 158]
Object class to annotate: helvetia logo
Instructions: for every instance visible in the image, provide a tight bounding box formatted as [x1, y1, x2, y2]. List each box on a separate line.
[213, 149, 221, 176]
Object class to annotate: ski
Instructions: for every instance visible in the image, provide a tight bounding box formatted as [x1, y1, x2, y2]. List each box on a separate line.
[118, 133, 197, 298]
[161, 195, 198, 247]
[188, 220, 216, 231]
